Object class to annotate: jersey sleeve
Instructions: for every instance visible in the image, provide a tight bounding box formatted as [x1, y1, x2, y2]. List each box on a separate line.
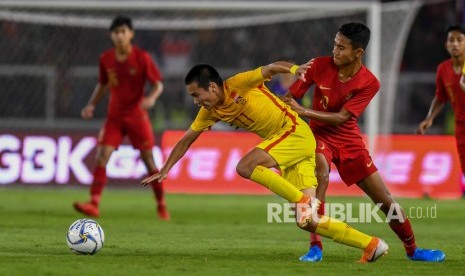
[289, 59, 315, 99]
[190, 107, 217, 132]
[435, 64, 449, 103]
[289, 79, 310, 99]
[342, 78, 380, 118]
[143, 52, 163, 83]
[227, 67, 268, 90]
[98, 55, 108, 85]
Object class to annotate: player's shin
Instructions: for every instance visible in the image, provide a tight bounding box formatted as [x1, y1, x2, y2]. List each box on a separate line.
[250, 165, 304, 202]
[312, 216, 373, 249]
[310, 202, 325, 250]
[149, 170, 170, 220]
[150, 170, 166, 206]
[90, 166, 107, 206]
[389, 218, 416, 256]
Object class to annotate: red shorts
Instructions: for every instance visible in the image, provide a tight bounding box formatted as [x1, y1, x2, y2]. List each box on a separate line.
[315, 138, 378, 186]
[98, 113, 154, 150]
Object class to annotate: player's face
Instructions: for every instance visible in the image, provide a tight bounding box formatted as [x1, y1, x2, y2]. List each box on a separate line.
[110, 25, 134, 49]
[186, 82, 222, 110]
[332, 32, 362, 66]
[445, 30, 465, 58]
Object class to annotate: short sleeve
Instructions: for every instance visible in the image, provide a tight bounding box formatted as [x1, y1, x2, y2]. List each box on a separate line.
[227, 67, 267, 91]
[289, 59, 315, 99]
[342, 78, 380, 118]
[289, 79, 310, 99]
[435, 65, 449, 103]
[98, 55, 108, 85]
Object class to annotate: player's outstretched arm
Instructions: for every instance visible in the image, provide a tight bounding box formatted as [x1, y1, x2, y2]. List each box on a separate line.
[261, 61, 310, 82]
[416, 96, 444, 134]
[81, 83, 108, 119]
[141, 81, 164, 110]
[141, 128, 202, 185]
[282, 96, 351, 126]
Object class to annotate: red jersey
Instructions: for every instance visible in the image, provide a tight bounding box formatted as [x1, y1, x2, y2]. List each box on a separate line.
[289, 56, 380, 146]
[99, 46, 163, 117]
[436, 59, 465, 124]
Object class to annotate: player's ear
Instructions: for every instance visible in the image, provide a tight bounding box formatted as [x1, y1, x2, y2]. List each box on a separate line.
[209, 82, 217, 93]
[355, 48, 364, 58]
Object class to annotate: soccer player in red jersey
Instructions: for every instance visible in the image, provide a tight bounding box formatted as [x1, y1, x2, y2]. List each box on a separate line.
[73, 16, 170, 220]
[283, 22, 445, 262]
[419, 24, 465, 197]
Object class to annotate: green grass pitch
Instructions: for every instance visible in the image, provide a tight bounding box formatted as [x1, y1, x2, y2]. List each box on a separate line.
[0, 187, 464, 275]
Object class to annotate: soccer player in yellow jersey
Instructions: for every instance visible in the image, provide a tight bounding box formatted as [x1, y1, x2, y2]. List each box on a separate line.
[141, 62, 388, 262]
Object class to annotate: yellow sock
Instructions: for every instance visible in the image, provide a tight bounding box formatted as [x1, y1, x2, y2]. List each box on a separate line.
[250, 165, 304, 203]
[315, 215, 372, 249]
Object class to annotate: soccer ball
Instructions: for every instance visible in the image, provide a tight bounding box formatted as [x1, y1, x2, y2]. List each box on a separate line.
[66, 218, 105, 255]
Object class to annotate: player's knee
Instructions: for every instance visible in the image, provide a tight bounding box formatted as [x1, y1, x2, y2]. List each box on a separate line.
[95, 152, 111, 166]
[236, 162, 253, 179]
[95, 156, 104, 166]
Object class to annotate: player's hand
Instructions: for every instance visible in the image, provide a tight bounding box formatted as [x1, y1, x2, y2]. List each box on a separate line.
[81, 104, 95, 120]
[286, 98, 306, 116]
[295, 60, 312, 82]
[141, 170, 168, 186]
[280, 93, 293, 104]
[416, 119, 432, 135]
[141, 97, 156, 110]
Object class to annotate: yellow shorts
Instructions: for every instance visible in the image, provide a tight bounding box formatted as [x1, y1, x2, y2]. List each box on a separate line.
[256, 117, 317, 190]
[281, 157, 316, 190]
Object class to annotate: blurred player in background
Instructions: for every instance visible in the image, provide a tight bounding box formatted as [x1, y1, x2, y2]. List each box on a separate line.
[73, 15, 170, 220]
[420, 24, 465, 197]
[283, 22, 445, 262]
[142, 61, 389, 263]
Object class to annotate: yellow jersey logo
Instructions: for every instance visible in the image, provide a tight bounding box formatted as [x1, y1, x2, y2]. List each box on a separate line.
[230, 91, 246, 105]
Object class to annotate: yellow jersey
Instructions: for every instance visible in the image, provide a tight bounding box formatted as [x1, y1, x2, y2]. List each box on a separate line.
[190, 67, 300, 139]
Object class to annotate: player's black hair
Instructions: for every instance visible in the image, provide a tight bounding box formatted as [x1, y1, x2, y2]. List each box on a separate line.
[446, 24, 465, 36]
[110, 15, 133, 31]
[184, 64, 223, 90]
[338, 22, 371, 50]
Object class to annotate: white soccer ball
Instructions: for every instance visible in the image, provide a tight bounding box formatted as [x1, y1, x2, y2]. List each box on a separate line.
[66, 218, 105, 255]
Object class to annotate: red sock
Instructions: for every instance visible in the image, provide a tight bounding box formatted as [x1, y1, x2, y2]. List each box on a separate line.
[150, 170, 166, 206]
[90, 166, 107, 207]
[310, 201, 325, 250]
[389, 218, 417, 256]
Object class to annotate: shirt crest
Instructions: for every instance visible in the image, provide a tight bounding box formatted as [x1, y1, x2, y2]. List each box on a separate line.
[230, 91, 246, 105]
